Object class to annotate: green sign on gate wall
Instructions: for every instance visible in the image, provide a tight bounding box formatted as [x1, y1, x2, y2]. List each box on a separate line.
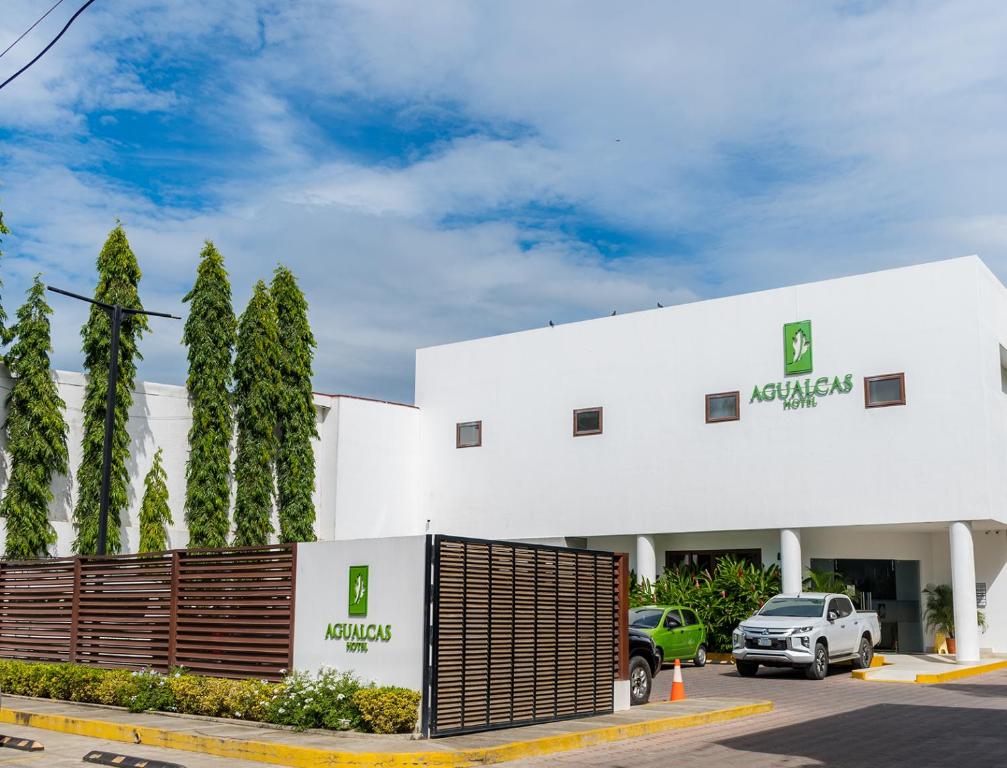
[783, 320, 813, 375]
[348, 565, 369, 616]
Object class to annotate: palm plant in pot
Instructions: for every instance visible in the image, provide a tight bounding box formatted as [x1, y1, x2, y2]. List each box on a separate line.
[922, 583, 987, 654]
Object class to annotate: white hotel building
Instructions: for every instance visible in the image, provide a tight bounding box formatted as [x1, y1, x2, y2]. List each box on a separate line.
[4, 255, 1006, 663]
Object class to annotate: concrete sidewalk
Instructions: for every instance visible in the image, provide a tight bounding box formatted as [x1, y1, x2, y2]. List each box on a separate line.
[852, 653, 1007, 683]
[0, 694, 772, 767]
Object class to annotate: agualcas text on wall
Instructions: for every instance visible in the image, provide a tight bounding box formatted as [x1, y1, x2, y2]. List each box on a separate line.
[749, 373, 854, 410]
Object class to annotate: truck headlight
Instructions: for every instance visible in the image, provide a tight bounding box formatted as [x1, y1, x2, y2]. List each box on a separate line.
[789, 625, 814, 635]
[732, 630, 744, 648]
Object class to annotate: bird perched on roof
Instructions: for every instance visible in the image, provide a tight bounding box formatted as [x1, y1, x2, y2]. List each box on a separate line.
[611, 310, 617, 316]
[549, 320, 554, 327]
[657, 302, 663, 308]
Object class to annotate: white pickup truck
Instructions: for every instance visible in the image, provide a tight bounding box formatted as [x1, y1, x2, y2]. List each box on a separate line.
[731, 593, 881, 680]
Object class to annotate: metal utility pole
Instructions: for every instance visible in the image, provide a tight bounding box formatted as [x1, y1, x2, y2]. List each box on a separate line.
[47, 286, 180, 555]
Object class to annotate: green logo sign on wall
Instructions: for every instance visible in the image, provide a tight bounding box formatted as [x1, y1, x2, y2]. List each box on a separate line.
[348, 565, 368, 616]
[784, 320, 813, 375]
[749, 319, 854, 411]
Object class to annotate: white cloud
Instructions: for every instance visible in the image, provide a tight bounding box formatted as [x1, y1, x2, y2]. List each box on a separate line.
[3, 1, 1007, 400]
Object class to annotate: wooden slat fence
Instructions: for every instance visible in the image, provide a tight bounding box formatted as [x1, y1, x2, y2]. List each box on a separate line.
[426, 535, 620, 738]
[0, 545, 295, 680]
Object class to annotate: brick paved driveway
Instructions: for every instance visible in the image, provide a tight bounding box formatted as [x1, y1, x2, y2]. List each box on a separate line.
[511, 663, 1007, 767]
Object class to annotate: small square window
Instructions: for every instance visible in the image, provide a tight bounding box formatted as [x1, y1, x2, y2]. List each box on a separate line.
[456, 421, 482, 448]
[705, 391, 740, 423]
[864, 373, 906, 408]
[573, 407, 603, 436]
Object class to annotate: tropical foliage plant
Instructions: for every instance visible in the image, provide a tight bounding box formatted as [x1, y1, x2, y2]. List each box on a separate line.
[1, 277, 69, 559]
[182, 242, 236, 548]
[631, 556, 781, 651]
[922, 583, 987, 638]
[138, 448, 172, 553]
[232, 280, 280, 546]
[72, 224, 148, 554]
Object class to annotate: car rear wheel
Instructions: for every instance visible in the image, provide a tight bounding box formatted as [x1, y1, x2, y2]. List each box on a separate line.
[805, 642, 829, 680]
[629, 655, 653, 705]
[852, 636, 874, 670]
[693, 644, 707, 667]
[736, 660, 759, 677]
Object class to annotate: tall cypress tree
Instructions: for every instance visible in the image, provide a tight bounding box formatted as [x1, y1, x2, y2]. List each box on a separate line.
[232, 281, 280, 547]
[138, 448, 172, 553]
[72, 224, 148, 554]
[182, 242, 236, 548]
[0, 207, 9, 343]
[1, 277, 69, 559]
[271, 266, 317, 543]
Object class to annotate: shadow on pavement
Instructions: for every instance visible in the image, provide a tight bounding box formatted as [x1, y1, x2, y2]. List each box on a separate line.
[718, 703, 1007, 768]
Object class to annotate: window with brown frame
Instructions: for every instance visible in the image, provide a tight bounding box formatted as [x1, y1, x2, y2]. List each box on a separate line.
[864, 373, 906, 408]
[573, 407, 603, 436]
[455, 420, 482, 448]
[705, 391, 740, 423]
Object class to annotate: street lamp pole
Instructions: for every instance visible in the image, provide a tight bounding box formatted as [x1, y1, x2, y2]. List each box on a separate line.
[47, 285, 180, 555]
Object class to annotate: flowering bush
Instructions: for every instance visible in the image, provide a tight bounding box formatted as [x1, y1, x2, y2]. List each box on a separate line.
[0, 660, 418, 733]
[267, 667, 362, 730]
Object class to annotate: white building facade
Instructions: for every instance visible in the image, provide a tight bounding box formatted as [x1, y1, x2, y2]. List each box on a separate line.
[1, 256, 1004, 662]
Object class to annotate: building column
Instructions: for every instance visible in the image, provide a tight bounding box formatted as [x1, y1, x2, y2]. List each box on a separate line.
[636, 535, 657, 584]
[780, 528, 802, 594]
[950, 521, 980, 664]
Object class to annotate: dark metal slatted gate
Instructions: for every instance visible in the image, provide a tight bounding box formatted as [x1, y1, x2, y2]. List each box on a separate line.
[423, 535, 621, 737]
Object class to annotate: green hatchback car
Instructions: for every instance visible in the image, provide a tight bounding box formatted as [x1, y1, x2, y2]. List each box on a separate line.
[629, 605, 708, 668]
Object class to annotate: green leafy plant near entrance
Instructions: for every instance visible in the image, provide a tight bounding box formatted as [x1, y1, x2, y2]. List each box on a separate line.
[0, 660, 420, 734]
[922, 583, 987, 639]
[630, 556, 781, 651]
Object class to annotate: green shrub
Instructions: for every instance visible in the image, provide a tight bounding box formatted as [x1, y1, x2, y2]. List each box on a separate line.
[632, 556, 781, 652]
[0, 660, 417, 733]
[267, 667, 362, 731]
[353, 687, 421, 734]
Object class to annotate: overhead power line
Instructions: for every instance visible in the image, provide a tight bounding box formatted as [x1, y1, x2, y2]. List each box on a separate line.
[0, 0, 97, 93]
[0, 0, 68, 61]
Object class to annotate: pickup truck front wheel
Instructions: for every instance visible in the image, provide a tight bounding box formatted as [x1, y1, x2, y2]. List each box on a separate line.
[805, 642, 829, 680]
[852, 636, 874, 670]
[736, 660, 759, 677]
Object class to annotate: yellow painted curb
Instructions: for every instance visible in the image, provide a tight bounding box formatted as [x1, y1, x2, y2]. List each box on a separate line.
[852, 658, 1007, 684]
[915, 659, 1007, 684]
[0, 701, 772, 768]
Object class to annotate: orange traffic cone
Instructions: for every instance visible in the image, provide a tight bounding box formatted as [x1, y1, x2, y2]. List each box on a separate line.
[670, 658, 686, 701]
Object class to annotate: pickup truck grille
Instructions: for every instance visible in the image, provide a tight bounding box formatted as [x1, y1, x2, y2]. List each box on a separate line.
[744, 637, 788, 651]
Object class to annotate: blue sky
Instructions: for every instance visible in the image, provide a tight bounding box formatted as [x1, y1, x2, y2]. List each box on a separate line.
[2, 1, 1007, 402]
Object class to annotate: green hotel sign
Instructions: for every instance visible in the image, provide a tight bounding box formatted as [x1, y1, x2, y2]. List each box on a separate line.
[750, 320, 854, 411]
[326, 565, 393, 653]
[783, 320, 813, 375]
[348, 565, 368, 616]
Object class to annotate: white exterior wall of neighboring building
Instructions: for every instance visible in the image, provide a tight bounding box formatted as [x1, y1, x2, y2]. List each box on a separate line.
[0, 375, 420, 555]
[315, 394, 422, 541]
[415, 256, 1007, 540]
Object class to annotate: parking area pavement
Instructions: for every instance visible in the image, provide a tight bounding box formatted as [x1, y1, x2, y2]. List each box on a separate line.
[512, 662, 1007, 767]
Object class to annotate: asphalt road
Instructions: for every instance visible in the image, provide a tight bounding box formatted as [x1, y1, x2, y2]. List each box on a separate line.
[0, 664, 1003, 767]
[511, 661, 1007, 767]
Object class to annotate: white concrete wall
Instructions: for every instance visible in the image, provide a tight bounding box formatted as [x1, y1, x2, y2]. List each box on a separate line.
[292, 537, 427, 689]
[320, 395, 422, 541]
[416, 256, 1007, 540]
